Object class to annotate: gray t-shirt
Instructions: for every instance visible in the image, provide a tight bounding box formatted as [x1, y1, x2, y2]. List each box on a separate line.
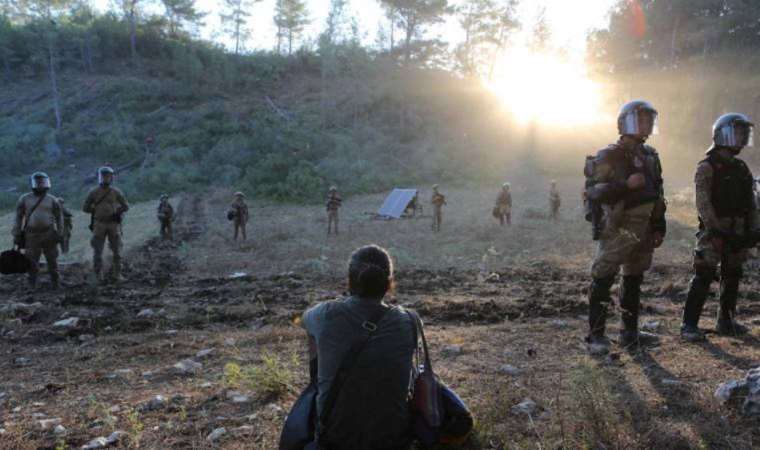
[303, 296, 416, 450]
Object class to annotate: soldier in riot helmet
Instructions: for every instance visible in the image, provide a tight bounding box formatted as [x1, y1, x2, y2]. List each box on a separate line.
[582, 100, 667, 353]
[681, 114, 759, 341]
[82, 166, 130, 283]
[326, 186, 342, 235]
[228, 192, 249, 241]
[58, 198, 73, 254]
[157, 194, 174, 240]
[12, 172, 63, 289]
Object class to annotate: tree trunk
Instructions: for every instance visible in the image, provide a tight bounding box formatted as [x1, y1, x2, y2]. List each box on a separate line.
[669, 16, 680, 67]
[130, 3, 137, 60]
[288, 30, 293, 55]
[234, 18, 240, 55]
[389, 11, 394, 51]
[48, 33, 62, 130]
[86, 34, 94, 72]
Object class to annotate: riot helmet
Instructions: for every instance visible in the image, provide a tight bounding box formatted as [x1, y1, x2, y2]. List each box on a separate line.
[98, 166, 115, 186]
[30, 172, 51, 193]
[712, 113, 754, 152]
[617, 100, 658, 139]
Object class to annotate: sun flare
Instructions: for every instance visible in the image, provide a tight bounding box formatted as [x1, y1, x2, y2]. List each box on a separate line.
[486, 47, 606, 127]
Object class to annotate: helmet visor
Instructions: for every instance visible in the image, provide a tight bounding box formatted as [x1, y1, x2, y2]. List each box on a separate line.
[720, 122, 754, 148]
[622, 109, 658, 136]
[31, 175, 51, 190]
[98, 171, 114, 185]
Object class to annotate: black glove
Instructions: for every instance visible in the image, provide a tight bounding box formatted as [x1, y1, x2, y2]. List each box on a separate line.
[112, 213, 123, 223]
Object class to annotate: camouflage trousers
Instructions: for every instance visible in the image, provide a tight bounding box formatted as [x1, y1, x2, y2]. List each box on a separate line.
[693, 229, 747, 277]
[91, 221, 122, 277]
[327, 210, 339, 235]
[496, 205, 511, 226]
[234, 220, 247, 241]
[25, 229, 59, 284]
[432, 207, 443, 232]
[550, 202, 560, 220]
[591, 206, 655, 279]
[160, 219, 173, 240]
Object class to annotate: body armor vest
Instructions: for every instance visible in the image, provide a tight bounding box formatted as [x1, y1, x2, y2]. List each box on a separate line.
[704, 153, 754, 218]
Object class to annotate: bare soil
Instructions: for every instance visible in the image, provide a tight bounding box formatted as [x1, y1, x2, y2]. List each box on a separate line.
[2, 181, 760, 449]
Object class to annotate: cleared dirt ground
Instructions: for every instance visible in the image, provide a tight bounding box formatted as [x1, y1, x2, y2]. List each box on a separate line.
[1, 176, 760, 449]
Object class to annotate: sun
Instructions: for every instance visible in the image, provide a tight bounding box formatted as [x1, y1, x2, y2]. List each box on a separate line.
[485, 46, 605, 127]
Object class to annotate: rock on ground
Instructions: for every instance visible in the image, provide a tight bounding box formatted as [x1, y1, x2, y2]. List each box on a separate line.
[206, 427, 227, 442]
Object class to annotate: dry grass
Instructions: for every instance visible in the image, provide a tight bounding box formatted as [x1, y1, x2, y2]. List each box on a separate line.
[3, 180, 760, 449]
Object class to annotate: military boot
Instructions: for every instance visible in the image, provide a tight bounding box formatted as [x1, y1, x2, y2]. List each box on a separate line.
[50, 272, 60, 290]
[716, 277, 748, 336]
[619, 275, 642, 348]
[681, 272, 712, 342]
[586, 276, 615, 355]
[27, 273, 37, 290]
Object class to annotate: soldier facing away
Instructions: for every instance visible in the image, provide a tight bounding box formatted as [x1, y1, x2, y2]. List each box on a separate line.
[58, 197, 73, 254]
[157, 194, 174, 240]
[495, 183, 512, 226]
[549, 180, 561, 220]
[229, 192, 249, 241]
[681, 114, 760, 341]
[12, 172, 63, 289]
[583, 100, 667, 353]
[326, 186, 342, 235]
[431, 185, 446, 232]
[82, 166, 130, 283]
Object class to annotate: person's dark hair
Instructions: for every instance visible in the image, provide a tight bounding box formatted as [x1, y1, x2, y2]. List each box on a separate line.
[348, 245, 394, 298]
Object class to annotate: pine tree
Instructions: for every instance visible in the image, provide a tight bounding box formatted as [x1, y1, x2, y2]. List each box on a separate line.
[161, 0, 205, 38]
[220, 0, 259, 55]
[273, 0, 309, 55]
[380, 0, 450, 63]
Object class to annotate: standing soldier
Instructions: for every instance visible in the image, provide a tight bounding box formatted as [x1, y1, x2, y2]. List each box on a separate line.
[58, 198, 73, 254]
[549, 180, 561, 220]
[228, 192, 249, 241]
[495, 183, 512, 226]
[83, 166, 130, 283]
[157, 194, 174, 240]
[583, 100, 666, 353]
[326, 186, 342, 235]
[681, 114, 759, 341]
[12, 172, 63, 289]
[431, 185, 446, 232]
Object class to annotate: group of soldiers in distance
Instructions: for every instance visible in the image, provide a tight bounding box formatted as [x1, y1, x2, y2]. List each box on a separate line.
[9, 100, 758, 351]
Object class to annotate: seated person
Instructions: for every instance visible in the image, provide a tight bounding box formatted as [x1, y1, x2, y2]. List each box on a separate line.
[302, 244, 417, 450]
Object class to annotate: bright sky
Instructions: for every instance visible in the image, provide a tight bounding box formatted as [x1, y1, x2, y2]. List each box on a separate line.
[92, 0, 616, 54]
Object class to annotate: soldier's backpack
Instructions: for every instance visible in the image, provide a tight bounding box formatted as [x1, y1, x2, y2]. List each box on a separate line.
[0, 248, 30, 274]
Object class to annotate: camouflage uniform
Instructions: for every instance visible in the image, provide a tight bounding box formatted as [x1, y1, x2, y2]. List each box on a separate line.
[326, 189, 342, 235]
[157, 197, 174, 240]
[682, 147, 759, 335]
[230, 194, 249, 241]
[495, 187, 512, 226]
[549, 182, 561, 220]
[59, 199, 73, 254]
[13, 193, 63, 287]
[431, 187, 446, 232]
[585, 137, 666, 345]
[83, 185, 130, 280]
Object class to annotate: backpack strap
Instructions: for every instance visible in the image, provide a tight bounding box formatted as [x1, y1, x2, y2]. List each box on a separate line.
[22, 194, 47, 232]
[317, 303, 391, 440]
[407, 310, 433, 373]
